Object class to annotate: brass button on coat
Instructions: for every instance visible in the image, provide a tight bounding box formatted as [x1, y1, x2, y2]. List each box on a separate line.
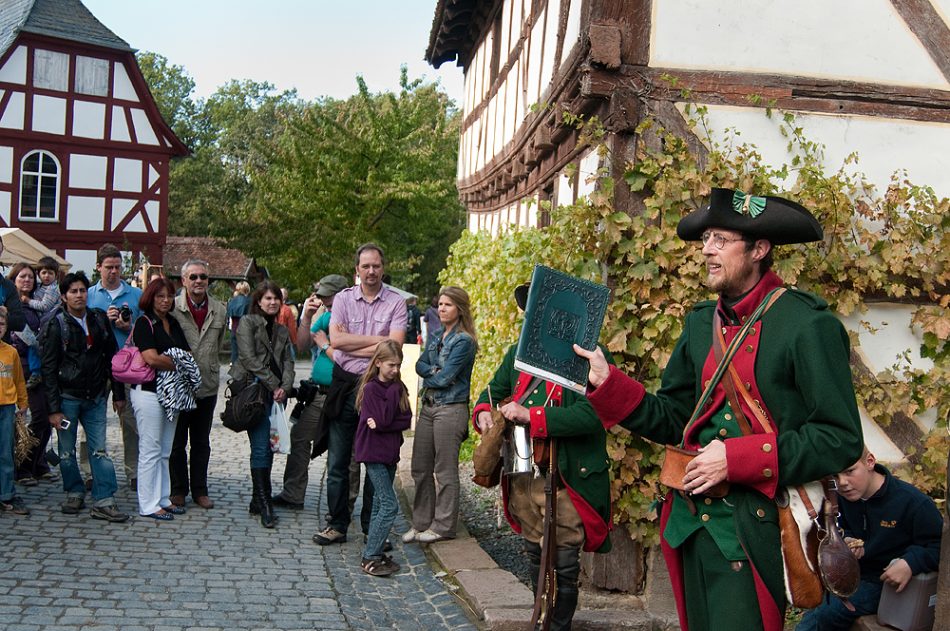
[746, 345, 754, 353]
[719, 428, 728, 437]
[724, 413, 733, 421]
[580, 467, 588, 474]
[762, 444, 772, 453]
[704, 498, 712, 506]
[762, 468, 773, 478]
[756, 508, 766, 518]
[701, 514, 710, 522]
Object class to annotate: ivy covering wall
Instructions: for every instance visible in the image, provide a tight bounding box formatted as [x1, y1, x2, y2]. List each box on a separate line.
[440, 107, 949, 543]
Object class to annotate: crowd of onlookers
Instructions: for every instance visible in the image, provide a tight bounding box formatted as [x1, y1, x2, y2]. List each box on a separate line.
[0, 237, 480, 582]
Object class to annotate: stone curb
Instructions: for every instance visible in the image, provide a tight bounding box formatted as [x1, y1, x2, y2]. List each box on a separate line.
[396, 436, 675, 630]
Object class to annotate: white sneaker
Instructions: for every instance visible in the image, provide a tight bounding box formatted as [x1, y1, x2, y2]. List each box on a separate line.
[415, 529, 443, 544]
[401, 528, 419, 543]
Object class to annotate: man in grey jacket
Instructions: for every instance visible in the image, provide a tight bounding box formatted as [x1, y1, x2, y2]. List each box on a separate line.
[169, 260, 228, 509]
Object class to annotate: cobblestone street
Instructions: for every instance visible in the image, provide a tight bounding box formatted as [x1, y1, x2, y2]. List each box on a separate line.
[0, 362, 478, 631]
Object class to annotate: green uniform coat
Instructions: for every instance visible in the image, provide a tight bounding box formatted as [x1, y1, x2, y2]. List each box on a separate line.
[473, 345, 612, 553]
[587, 271, 863, 631]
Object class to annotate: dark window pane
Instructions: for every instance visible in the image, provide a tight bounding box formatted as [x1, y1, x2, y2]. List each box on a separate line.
[23, 154, 40, 172]
[40, 154, 57, 174]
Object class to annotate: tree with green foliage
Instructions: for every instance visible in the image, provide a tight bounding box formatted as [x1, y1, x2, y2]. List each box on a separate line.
[235, 68, 465, 297]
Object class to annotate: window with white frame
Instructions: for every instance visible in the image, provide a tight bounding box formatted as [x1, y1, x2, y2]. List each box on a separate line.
[33, 49, 69, 91]
[19, 150, 61, 221]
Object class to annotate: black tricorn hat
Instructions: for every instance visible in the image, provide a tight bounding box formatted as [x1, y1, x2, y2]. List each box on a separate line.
[677, 188, 823, 245]
[514, 283, 530, 311]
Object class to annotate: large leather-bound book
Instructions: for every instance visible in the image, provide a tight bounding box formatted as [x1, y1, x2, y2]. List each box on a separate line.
[514, 265, 609, 393]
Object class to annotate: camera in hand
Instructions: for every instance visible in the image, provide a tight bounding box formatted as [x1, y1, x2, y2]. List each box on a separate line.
[119, 305, 132, 322]
[289, 379, 320, 421]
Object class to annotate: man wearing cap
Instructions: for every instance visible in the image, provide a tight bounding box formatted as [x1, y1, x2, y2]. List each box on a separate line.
[471, 285, 613, 631]
[169, 259, 228, 509]
[272, 274, 348, 510]
[574, 189, 864, 631]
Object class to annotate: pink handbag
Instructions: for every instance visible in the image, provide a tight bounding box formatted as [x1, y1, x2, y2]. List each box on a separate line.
[111, 319, 156, 385]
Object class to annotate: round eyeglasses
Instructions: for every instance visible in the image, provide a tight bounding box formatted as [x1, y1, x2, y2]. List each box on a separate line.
[701, 231, 745, 250]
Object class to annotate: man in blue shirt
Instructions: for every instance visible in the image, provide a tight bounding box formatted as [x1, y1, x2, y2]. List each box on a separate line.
[272, 274, 348, 510]
[86, 244, 142, 491]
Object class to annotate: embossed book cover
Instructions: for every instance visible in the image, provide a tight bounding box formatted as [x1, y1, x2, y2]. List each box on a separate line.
[514, 265, 609, 393]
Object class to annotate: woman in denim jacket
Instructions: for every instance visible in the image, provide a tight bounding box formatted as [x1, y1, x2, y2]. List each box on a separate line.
[404, 286, 477, 543]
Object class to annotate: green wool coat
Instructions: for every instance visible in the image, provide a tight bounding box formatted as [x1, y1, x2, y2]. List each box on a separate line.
[587, 271, 864, 631]
[473, 344, 613, 553]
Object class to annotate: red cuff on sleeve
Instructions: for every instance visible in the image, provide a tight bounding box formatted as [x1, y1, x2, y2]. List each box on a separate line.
[471, 402, 492, 434]
[587, 365, 646, 429]
[725, 434, 779, 498]
[529, 407, 548, 438]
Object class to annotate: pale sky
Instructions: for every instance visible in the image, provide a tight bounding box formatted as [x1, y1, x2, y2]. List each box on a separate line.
[82, 0, 465, 104]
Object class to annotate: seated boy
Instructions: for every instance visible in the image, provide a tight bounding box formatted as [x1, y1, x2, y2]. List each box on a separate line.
[796, 448, 943, 630]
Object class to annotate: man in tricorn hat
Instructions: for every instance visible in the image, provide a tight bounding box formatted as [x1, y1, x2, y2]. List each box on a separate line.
[575, 189, 864, 631]
[472, 285, 613, 630]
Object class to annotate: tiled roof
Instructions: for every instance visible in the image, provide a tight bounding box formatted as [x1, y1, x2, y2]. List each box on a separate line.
[1, 0, 132, 59]
[0, 0, 33, 58]
[162, 236, 260, 281]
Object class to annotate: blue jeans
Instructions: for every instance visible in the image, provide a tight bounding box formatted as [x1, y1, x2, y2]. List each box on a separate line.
[796, 580, 883, 631]
[0, 405, 16, 501]
[326, 390, 374, 532]
[247, 401, 274, 469]
[363, 463, 397, 560]
[57, 396, 118, 506]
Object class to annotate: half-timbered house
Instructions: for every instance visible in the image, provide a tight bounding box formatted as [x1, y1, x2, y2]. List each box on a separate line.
[427, 0, 950, 604]
[0, 0, 187, 273]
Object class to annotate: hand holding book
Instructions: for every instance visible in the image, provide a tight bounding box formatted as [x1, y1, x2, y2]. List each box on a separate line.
[572, 344, 611, 388]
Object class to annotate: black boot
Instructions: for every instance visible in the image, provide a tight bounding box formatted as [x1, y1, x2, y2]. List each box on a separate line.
[248, 471, 261, 515]
[525, 540, 542, 594]
[549, 547, 580, 631]
[251, 468, 277, 528]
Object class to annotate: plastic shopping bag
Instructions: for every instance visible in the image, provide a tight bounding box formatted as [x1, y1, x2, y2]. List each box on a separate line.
[269, 403, 291, 454]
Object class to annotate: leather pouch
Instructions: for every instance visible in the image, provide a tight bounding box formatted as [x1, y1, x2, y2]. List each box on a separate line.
[659, 445, 730, 498]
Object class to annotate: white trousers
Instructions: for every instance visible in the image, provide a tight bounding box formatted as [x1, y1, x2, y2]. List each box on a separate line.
[130, 388, 177, 515]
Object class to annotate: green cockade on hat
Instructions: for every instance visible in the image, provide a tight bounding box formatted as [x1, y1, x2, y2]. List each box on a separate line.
[732, 191, 766, 218]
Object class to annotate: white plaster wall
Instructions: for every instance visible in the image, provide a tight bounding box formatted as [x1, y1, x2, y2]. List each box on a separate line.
[0, 191, 9, 225]
[860, 409, 906, 464]
[32, 95, 66, 135]
[0, 146, 12, 184]
[130, 109, 158, 145]
[693, 104, 950, 199]
[931, 0, 950, 28]
[112, 63, 138, 102]
[651, 0, 950, 90]
[65, 195, 105, 231]
[500, 0, 513, 62]
[526, 16, 544, 107]
[577, 150, 600, 198]
[69, 154, 107, 190]
[557, 169, 575, 206]
[562, 0, 582, 71]
[145, 199, 159, 230]
[113, 158, 141, 192]
[0, 92, 24, 129]
[839, 303, 934, 374]
[72, 100, 105, 139]
[64, 249, 97, 276]
[110, 105, 130, 141]
[111, 198, 135, 230]
[540, 4, 559, 98]
[0, 46, 26, 84]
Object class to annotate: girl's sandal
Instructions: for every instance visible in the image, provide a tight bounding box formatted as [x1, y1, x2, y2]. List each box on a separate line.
[361, 557, 395, 577]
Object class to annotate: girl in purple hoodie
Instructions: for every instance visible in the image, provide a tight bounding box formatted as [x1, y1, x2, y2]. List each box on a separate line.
[354, 340, 412, 577]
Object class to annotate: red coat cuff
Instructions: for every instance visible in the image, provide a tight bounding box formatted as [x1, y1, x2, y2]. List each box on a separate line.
[471, 402, 492, 434]
[529, 407, 548, 438]
[586, 365, 646, 429]
[725, 434, 779, 498]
